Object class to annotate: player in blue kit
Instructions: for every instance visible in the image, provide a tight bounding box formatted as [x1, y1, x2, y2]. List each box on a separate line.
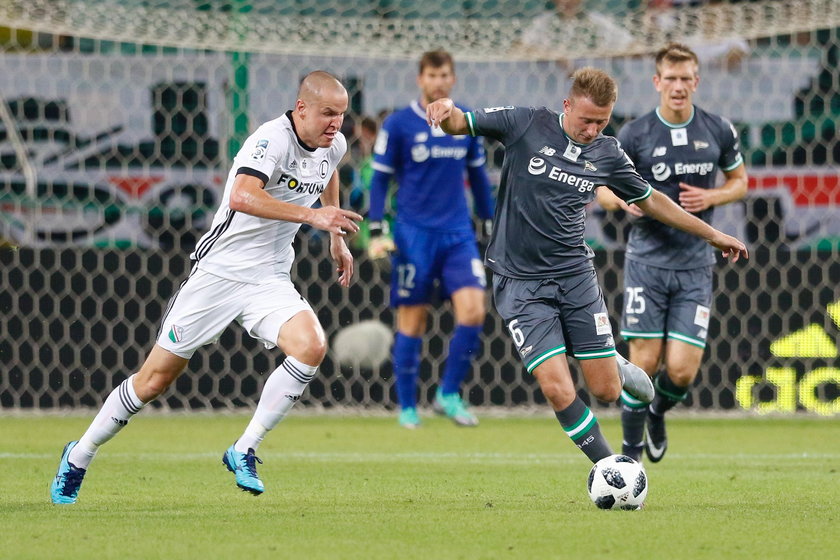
[426, 67, 747, 464]
[598, 43, 748, 462]
[367, 50, 495, 428]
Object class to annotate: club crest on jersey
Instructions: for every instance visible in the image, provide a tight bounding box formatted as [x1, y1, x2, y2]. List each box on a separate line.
[652, 146, 667, 157]
[563, 142, 581, 162]
[483, 106, 514, 113]
[694, 140, 709, 150]
[584, 161, 597, 172]
[168, 325, 184, 343]
[318, 159, 329, 179]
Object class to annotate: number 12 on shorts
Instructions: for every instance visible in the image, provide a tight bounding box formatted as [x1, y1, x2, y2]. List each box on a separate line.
[625, 287, 646, 314]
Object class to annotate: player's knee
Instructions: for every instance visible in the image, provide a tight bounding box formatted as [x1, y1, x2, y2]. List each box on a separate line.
[665, 367, 696, 388]
[286, 329, 327, 366]
[591, 381, 621, 403]
[134, 370, 176, 401]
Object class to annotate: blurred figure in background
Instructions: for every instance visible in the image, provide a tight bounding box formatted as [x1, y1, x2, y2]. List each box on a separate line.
[367, 49, 495, 429]
[598, 43, 747, 462]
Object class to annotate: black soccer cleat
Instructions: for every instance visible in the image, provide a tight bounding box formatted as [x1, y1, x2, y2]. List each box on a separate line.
[644, 410, 668, 463]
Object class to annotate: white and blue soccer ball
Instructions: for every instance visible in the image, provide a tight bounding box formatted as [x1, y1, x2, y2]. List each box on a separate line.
[587, 454, 648, 510]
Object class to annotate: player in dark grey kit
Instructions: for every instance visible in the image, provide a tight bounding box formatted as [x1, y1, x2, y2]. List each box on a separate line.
[426, 67, 747, 465]
[598, 43, 748, 463]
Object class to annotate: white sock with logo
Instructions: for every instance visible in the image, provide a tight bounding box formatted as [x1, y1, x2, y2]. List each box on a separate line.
[68, 374, 146, 469]
[235, 356, 317, 453]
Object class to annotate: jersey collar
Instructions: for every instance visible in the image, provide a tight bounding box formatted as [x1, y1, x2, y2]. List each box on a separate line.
[284, 110, 317, 152]
[410, 99, 427, 120]
[655, 106, 695, 128]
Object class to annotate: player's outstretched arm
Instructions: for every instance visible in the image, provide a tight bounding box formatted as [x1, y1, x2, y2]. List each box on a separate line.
[636, 189, 748, 262]
[426, 98, 469, 135]
[596, 186, 643, 216]
[229, 173, 362, 236]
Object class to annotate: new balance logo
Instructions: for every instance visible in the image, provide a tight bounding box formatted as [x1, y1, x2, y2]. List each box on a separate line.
[652, 146, 667, 157]
[111, 417, 128, 426]
[539, 146, 556, 156]
[584, 161, 597, 172]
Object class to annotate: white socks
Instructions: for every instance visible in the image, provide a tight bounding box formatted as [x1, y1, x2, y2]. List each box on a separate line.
[69, 374, 146, 469]
[235, 356, 316, 453]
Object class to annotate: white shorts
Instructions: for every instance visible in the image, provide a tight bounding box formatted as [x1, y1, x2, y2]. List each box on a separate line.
[156, 268, 313, 359]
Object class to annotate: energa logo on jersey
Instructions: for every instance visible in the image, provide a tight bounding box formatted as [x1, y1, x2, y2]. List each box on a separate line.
[527, 157, 596, 192]
[652, 161, 715, 181]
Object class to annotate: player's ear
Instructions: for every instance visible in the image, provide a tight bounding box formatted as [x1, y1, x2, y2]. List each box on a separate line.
[295, 98, 306, 117]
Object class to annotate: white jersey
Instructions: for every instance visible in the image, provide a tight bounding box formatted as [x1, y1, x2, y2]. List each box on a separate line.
[192, 111, 346, 284]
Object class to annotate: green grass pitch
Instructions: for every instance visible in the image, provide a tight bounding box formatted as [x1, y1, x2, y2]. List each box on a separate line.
[2, 414, 839, 559]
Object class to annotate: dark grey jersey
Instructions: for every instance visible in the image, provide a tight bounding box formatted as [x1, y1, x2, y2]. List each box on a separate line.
[467, 106, 652, 279]
[618, 105, 743, 270]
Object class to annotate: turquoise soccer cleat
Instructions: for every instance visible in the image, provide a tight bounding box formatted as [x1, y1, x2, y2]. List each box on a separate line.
[433, 389, 478, 427]
[222, 444, 265, 495]
[50, 441, 87, 505]
[398, 407, 421, 429]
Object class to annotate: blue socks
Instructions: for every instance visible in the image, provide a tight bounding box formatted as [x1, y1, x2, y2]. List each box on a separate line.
[440, 325, 482, 395]
[393, 333, 423, 409]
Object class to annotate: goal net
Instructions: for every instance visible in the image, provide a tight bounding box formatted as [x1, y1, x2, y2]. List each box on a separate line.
[1, 0, 839, 415]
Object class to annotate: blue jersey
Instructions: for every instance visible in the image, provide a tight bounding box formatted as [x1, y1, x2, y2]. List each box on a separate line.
[369, 100, 493, 231]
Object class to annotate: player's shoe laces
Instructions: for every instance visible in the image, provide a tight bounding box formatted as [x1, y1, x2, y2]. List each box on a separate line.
[433, 389, 479, 427]
[50, 441, 87, 504]
[222, 444, 265, 495]
[617, 355, 655, 404]
[645, 410, 668, 463]
[398, 407, 421, 429]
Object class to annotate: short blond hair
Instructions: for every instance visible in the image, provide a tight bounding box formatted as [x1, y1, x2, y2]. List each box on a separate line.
[569, 67, 618, 107]
[655, 43, 699, 74]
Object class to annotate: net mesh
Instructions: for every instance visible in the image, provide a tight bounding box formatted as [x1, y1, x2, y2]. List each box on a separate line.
[1, 0, 839, 414]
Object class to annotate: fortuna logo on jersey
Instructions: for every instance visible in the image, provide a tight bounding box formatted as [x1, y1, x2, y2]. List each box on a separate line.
[277, 172, 326, 195]
[527, 157, 596, 191]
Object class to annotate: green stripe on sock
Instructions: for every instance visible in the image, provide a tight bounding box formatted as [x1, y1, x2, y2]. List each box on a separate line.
[620, 389, 647, 408]
[655, 376, 689, 401]
[564, 409, 596, 440]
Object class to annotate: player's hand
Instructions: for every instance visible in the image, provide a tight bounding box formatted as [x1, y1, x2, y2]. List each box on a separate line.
[708, 231, 749, 263]
[367, 235, 395, 260]
[310, 206, 363, 236]
[330, 234, 354, 286]
[679, 182, 713, 213]
[426, 98, 455, 128]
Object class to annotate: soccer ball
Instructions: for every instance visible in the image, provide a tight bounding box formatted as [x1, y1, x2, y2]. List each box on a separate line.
[332, 319, 393, 368]
[587, 454, 648, 510]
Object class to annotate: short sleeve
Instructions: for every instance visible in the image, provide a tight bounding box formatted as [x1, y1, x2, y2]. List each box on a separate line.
[718, 117, 744, 172]
[605, 138, 653, 204]
[234, 126, 287, 185]
[467, 106, 534, 146]
[371, 114, 401, 175]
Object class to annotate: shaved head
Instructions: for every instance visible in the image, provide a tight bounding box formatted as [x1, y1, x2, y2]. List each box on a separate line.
[293, 71, 348, 148]
[297, 71, 346, 102]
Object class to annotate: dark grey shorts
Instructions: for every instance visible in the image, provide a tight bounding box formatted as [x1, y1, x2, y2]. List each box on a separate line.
[620, 260, 714, 349]
[492, 269, 617, 373]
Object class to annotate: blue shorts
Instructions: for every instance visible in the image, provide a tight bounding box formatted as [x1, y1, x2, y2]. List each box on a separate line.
[390, 222, 486, 307]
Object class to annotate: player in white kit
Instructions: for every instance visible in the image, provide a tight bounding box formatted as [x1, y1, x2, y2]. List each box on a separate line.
[50, 71, 363, 503]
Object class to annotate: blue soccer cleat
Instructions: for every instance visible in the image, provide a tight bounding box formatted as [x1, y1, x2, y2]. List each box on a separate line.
[222, 443, 265, 495]
[50, 441, 87, 504]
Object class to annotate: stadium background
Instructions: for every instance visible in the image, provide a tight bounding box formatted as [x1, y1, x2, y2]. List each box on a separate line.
[1, 0, 838, 415]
